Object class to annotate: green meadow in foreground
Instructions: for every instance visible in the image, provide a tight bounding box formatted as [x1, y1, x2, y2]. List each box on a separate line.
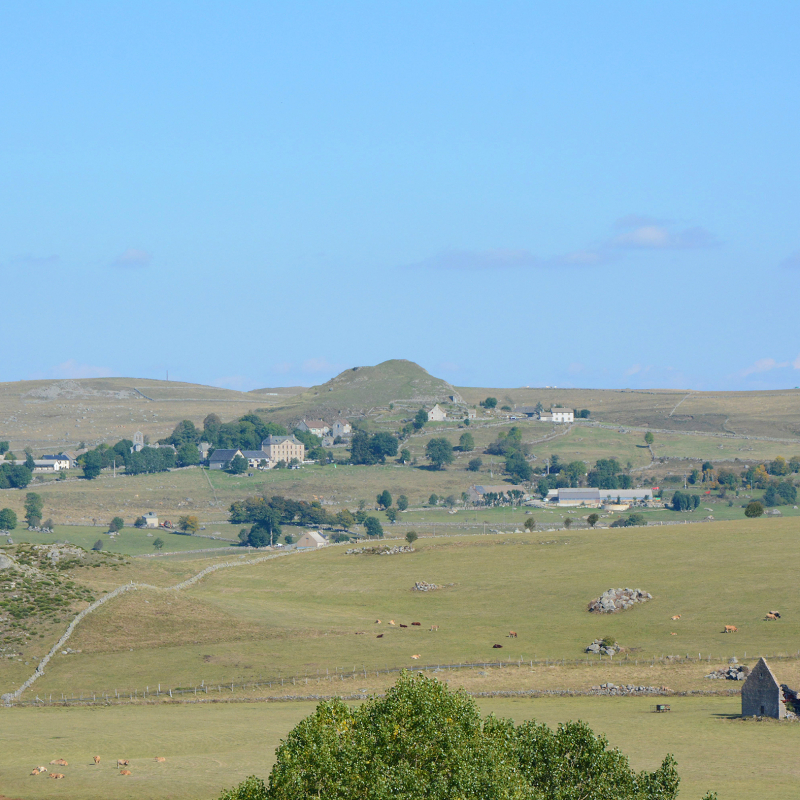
[1, 694, 797, 800]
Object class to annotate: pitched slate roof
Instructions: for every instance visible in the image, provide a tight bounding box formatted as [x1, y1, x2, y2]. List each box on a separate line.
[208, 449, 242, 462]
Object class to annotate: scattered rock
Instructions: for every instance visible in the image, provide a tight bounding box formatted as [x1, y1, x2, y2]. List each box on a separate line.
[588, 588, 651, 613]
[412, 581, 440, 592]
[589, 683, 667, 696]
[585, 639, 621, 656]
[346, 545, 415, 555]
[705, 664, 750, 680]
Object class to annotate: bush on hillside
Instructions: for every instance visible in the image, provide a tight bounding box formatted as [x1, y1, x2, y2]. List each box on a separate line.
[218, 672, 714, 800]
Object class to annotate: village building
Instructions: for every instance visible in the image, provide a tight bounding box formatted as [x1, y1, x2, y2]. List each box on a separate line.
[40, 454, 71, 470]
[539, 408, 574, 423]
[465, 409, 477, 419]
[547, 487, 654, 507]
[208, 449, 243, 470]
[331, 419, 351, 438]
[261, 435, 305, 464]
[296, 419, 330, 438]
[131, 431, 145, 452]
[427, 404, 447, 422]
[143, 512, 159, 529]
[295, 530, 327, 549]
[241, 450, 270, 468]
[742, 657, 785, 718]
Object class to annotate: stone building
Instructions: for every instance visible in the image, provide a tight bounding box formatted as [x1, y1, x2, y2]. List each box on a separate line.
[741, 657, 785, 718]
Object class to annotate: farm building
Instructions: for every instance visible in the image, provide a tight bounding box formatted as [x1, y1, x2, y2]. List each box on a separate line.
[296, 530, 327, 549]
[539, 407, 574, 423]
[208, 449, 243, 470]
[331, 419, 351, 437]
[143, 512, 159, 529]
[427, 404, 447, 422]
[742, 658, 786, 718]
[296, 419, 330, 437]
[548, 487, 654, 507]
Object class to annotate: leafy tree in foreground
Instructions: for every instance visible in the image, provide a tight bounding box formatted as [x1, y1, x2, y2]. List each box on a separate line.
[481, 396, 498, 409]
[0, 508, 17, 530]
[153, 537, 164, 551]
[219, 672, 713, 800]
[24, 492, 44, 527]
[405, 530, 418, 544]
[109, 516, 124, 532]
[428, 493, 438, 506]
[364, 516, 384, 538]
[229, 454, 248, 474]
[425, 437, 454, 470]
[745, 501, 764, 518]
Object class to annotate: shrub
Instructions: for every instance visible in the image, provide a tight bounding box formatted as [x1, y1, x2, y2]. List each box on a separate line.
[745, 501, 764, 518]
[468, 457, 482, 472]
[91, 539, 104, 551]
[405, 531, 418, 544]
[109, 516, 124, 532]
[0, 508, 17, 530]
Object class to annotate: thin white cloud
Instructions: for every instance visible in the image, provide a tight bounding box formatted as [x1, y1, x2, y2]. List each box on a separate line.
[612, 221, 718, 250]
[48, 359, 115, 379]
[403, 249, 543, 271]
[437, 361, 460, 373]
[272, 362, 293, 374]
[793, 354, 800, 370]
[740, 357, 789, 377]
[3, 253, 60, 268]
[111, 248, 152, 268]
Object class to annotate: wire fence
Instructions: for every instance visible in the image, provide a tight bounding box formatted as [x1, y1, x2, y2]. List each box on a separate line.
[7, 650, 800, 708]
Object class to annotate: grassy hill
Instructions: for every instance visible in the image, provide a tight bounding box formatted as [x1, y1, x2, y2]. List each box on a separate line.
[266, 359, 459, 422]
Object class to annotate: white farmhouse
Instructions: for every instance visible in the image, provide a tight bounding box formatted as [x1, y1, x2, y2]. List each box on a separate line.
[296, 530, 327, 549]
[427, 404, 447, 422]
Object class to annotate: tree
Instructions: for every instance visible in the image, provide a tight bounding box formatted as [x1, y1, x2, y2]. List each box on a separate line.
[428, 493, 438, 506]
[777, 481, 797, 504]
[480, 397, 497, 409]
[0, 508, 17, 530]
[24, 493, 44, 527]
[745, 501, 764, 518]
[523, 517, 536, 532]
[564, 517, 572, 529]
[153, 536, 164, 551]
[644, 432, 655, 446]
[396, 495, 409, 511]
[24, 451, 35, 471]
[505, 451, 532, 482]
[376, 490, 392, 509]
[689, 469, 700, 485]
[467, 457, 482, 472]
[405, 530, 418, 544]
[364, 516, 384, 538]
[178, 515, 200, 534]
[386, 508, 397, 523]
[587, 513, 599, 528]
[399, 448, 411, 464]
[443, 494, 457, 508]
[0, 441, 8, 454]
[233, 672, 693, 800]
[228, 454, 248, 474]
[91, 539, 104, 551]
[177, 442, 201, 467]
[671, 491, 700, 512]
[413, 408, 428, 430]
[133, 516, 147, 528]
[426, 438, 454, 470]
[336, 509, 355, 530]
[82, 450, 103, 480]
[459, 432, 474, 452]
[370, 432, 399, 462]
[109, 516, 124, 532]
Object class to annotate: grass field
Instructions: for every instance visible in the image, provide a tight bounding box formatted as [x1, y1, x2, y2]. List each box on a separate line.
[6, 518, 797, 702]
[1, 694, 797, 800]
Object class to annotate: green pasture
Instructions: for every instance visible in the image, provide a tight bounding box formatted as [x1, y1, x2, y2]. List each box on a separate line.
[18, 519, 800, 699]
[9, 526, 237, 556]
[0, 694, 796, 800]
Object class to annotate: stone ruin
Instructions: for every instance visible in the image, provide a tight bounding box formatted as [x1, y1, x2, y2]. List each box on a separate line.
[586, 639, 621, 656]
[346, 545, 415, 556]
[588, 587, 651, 613]
[705, 657, 750, 681]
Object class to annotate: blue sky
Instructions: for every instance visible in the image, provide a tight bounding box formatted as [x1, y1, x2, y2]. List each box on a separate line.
[2, 2, 799, 392]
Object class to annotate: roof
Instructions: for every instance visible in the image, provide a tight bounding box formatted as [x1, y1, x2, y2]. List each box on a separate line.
[262, 435, 303, 446]
[299, 530, 327, 545]
[301, 419, 328, 429]
[241, 450, 269, 459]
[550, 407, 573, 413]
[208, 449, 242, 462]
[144, 512, 158, 518]
[41, 454, 70, 460]
[557, 488, 601, 499]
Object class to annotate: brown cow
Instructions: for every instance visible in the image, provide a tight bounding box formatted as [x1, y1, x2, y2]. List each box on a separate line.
[49, 773, 65, 779]
[671, 615, 681, 621]
[411, 622, 421, 626]
[50, 759, 68, 767]
[410, 654, 421, 659]
[400, 624, 408, 628]
[93, 756, 101, 765]
[508, 631, 517, 638]
[375, 619, 381, 624]
[723, 625, 738, 633]
[769, 611, 781, 618]
[376, 633, 384, 638]
[765, 613, 779, 621]
[119, 770, 132, 776]
[429, 625, 439, 631]
[117, 759, 130, 767]
[155, 757, 166, 763]
[493, 644, 503, 648]
[31, 768, 41, 775]
[388, 620, 396, 626]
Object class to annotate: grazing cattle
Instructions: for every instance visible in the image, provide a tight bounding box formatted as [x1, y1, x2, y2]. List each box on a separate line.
[155, 757, 166, 762]
[411, 622, 421, 626]
[355, 631, 365, 634]
[31, 768, 41, 775]
[429, 625, 439, 631]
[120, 770, 132, 776]
[671, 615, 681, 621]
[376, 633, 384, 638]
[769, 611, 781, 618]
[93, 756, 101, 765]
[388, 620, 396, 626]
[670, 632, 677, 636]
[765, 613, 779, 621]
[493, 644, 503, 649]
[36, 767, 47, 773]
[375, 619, 381, 624]
[400, 624, 408, 628]
[50, 759, 68, 767]
[411, 654, 421, 659]
[117, 760, 130, 767]
[49, 773, 65, 779]
[723, 625, 738, 633]
[508, 631, 517, 638]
